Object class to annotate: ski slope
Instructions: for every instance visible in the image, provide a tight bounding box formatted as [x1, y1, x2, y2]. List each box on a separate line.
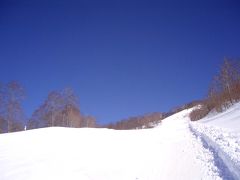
[0, 106, 240, 180]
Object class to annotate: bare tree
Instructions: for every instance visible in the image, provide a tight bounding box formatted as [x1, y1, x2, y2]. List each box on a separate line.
[208, 58, 240, 111]
[0, 116, 6, 133]
[44, 91, 63, 127]
[0, 81, 25, 133]
[83, 115, 96, 128]
[61, 88, 80, 127]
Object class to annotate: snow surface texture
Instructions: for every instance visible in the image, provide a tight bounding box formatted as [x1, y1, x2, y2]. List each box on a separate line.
[189, 102, 240, 180]
[190, 122, 240, 180]
[0, 106, 240, 180]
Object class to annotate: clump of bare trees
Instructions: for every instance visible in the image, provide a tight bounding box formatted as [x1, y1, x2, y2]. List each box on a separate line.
[27, 88, 97, 129]
[0, 83, 97, 133]
[105, 112, 163, 130]
[190, 58, 240, 121]
[0, 81, 25, 133]
[189, 105, 210, 121]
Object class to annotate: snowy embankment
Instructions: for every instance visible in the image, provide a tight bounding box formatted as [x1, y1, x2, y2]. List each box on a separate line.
[189, 103, 240, 180]
[0, 108, 224, 180]
[199, 102, 240, 133]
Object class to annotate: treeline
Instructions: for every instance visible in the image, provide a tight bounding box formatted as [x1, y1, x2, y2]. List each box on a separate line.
[190, 58, 240, 121]
[103, 100, 201, 130]
[3, 58, 236, 132]
[104, 112, 163, 130]
[0, 82, 96, 133]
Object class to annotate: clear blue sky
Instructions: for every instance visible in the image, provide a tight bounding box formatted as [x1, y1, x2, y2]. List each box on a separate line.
[0, 0, 240, 124]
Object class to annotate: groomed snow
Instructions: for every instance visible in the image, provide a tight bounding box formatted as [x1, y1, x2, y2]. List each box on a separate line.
[1, 106, 240, 180]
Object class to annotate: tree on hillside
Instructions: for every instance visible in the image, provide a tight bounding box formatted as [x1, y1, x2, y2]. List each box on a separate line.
[61, 88, 81, 127]
[208, 58, 240, 111]
[0, 116, 6, 133]
[220, 59, 240, 102]
[0, 83, 5, 133]
[190, 58, 240, 121]
[0, 81, 25, 133]
[44, 91, 63, 127]
[82, 115, 96, 128]
[5, 81, 25, 132]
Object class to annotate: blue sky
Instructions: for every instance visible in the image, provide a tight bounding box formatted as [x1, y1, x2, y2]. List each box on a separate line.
[0, 0, 240, 124]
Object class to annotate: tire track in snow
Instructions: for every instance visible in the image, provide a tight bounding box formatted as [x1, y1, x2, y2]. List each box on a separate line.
[189, 123, 239, 180]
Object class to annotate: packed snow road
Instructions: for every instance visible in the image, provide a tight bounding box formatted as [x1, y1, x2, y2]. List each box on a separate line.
[0, 108, 239, 180]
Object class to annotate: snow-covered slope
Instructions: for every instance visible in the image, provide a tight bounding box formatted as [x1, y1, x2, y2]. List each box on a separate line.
[0, 106, 240, 180]
[199, 102, 240, 133]
[190, 103, 240, 180]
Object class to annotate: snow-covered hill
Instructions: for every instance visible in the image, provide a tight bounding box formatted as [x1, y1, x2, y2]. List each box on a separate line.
[198, 102, 240, 132]
[0, 105, 240, 180]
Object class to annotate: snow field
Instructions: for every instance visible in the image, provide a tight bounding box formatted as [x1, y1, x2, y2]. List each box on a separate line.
[0, 108, 222, 180]
[2, 103, 240, 180]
